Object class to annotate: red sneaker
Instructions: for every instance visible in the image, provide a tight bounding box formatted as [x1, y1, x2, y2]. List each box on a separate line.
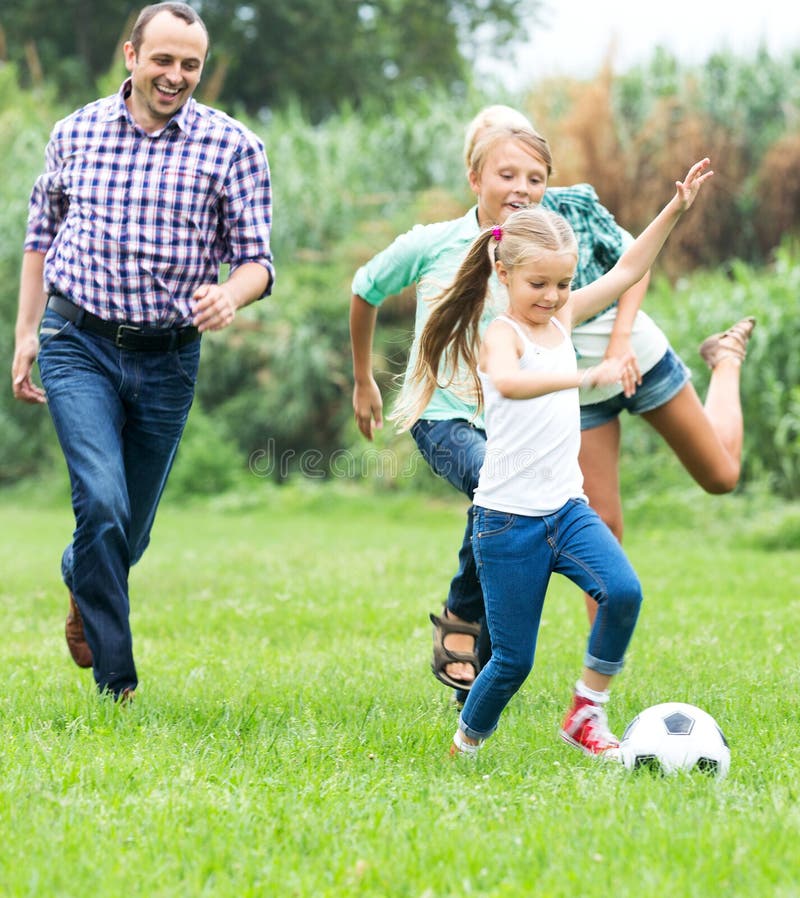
[560, 695, 620, 759]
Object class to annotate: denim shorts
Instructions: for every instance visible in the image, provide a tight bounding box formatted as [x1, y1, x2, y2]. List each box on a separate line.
[580, 347, 691, 431]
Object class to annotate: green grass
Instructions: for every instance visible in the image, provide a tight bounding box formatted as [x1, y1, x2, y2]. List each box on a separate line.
[1, 482, 799, 897]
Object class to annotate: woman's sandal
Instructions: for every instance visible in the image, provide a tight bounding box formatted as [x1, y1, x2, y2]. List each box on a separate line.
[699, 316, 756, 369]
[430, 606, 481, 691]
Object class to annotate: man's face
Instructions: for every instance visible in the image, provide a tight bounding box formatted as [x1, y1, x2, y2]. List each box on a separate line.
[123, 10, 208, 132]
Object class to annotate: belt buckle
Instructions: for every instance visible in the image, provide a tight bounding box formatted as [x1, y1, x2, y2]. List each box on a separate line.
[115, 324, 141, 348]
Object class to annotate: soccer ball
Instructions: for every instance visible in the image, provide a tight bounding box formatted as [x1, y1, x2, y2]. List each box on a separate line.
[619, 702, 731, 779]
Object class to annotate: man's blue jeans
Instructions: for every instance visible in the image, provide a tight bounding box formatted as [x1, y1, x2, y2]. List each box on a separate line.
[459, 500, 643, 741]
[410, 419, 490, 666]
[38, 309, 200, 696]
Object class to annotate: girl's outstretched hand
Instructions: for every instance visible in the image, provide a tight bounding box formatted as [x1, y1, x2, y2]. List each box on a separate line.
[675, 158, 714, 210]
[580, 352, 639, 396]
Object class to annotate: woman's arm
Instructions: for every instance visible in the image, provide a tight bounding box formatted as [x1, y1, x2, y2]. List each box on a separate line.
[602, 272, 649, 347]
[569, 159, 712, 327]
[595, 272, 650, 389]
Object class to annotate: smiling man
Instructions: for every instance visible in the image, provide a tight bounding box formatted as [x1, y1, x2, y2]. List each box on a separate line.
[124, 4, 208, 132]
[11, 2, 274, 701]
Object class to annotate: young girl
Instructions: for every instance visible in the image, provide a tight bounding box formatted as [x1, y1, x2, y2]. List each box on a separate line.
[396, 159, 714, 757]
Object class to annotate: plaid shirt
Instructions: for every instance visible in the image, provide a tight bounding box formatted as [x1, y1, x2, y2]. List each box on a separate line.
[25, 80, 274, 327]
[541, 184, 630, 322]
[541, 184, 630, 287]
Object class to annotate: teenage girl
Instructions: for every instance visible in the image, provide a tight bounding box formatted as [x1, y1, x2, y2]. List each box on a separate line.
[394, 160, 713, 756]
[350, 125, 554, 689]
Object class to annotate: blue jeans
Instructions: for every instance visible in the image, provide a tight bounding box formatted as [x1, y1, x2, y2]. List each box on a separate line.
[459, 499, 642, 741]
[38, 309, 200, 696]
[410, 418, 488, 631]
[580, 348, 690, 430]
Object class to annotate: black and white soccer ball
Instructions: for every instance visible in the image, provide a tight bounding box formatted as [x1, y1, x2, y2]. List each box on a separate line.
[619, 702, 730, 779]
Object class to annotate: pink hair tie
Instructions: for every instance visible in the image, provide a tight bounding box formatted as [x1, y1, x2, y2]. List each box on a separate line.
[492, 226, 503, 242]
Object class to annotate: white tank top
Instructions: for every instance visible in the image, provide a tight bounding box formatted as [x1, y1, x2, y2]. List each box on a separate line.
[473, 315, 587, 516]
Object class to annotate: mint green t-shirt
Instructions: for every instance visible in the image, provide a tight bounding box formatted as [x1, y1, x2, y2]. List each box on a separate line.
[351, 207, 506, 427]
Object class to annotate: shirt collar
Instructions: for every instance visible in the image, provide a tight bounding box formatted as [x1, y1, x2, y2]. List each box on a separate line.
[104, 78, 197, 135]
[459, 205, 482, 239]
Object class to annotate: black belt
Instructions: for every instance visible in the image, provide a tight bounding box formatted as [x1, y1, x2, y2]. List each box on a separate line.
[47, 293, 200, 352]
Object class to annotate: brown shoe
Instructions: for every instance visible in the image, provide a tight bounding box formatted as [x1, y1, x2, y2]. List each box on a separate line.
[65, 591, 93, 668]
[699, 317, 756, 369]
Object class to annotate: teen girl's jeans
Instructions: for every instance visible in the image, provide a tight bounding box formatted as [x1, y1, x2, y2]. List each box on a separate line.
[38, 309, 200, 697]
[459, 499, 642, 741]
[410, 419, 489, 654]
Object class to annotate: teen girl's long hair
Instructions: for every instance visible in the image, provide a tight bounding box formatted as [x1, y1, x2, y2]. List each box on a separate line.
[392, 206, 578, 431]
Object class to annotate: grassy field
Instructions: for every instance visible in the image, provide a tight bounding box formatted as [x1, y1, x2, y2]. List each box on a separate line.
[0, 481, 798, 897]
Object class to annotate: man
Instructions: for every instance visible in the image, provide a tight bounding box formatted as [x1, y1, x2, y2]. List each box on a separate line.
[11, 2, 274, 700]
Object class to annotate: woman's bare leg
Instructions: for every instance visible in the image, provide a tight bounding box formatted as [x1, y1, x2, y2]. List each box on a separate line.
[642, 355, 744, 494]
[644, 318, 754, 491]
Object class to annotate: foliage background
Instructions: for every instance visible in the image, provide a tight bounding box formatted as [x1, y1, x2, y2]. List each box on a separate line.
[0, 6, 799, 496]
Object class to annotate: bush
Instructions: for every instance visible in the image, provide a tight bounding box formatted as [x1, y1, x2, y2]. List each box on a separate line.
[164, 407, 245, 500]
[195, 301, 353, 482]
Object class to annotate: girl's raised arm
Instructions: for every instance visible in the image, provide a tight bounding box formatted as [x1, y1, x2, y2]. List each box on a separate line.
[570, 158, 713, 328]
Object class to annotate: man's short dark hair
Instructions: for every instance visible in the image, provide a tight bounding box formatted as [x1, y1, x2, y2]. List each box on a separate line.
[130, 2, 208, 55]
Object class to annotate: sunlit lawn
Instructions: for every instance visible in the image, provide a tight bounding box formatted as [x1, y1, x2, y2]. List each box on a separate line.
[1, 481, 798, 897]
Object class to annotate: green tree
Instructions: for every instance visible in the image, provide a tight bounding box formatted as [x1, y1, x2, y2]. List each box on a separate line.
[0, 0, 134, 101]
[1, 0, 540, 118]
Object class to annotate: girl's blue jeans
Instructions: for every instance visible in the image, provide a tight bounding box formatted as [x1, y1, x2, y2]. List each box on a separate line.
[38, 308, 200, 697]
[459, 499, 642, 742]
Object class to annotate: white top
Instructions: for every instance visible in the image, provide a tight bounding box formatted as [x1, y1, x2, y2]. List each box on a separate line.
[474, 316, 587, 517]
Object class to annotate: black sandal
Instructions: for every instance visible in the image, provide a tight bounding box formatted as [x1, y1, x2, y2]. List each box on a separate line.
[430, 606, 481, 691]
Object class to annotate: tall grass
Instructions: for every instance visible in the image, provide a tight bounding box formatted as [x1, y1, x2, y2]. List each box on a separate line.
[1, 483, 798, 896]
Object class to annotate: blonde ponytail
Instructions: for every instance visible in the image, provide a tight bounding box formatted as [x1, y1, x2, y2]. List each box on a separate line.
[391, 206, 577, 431]
[391, 229, 497, 431]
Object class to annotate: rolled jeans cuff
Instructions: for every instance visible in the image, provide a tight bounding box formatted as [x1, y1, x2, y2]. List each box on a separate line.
[458, 713, 496, 743]
[583, 652, 625, 676]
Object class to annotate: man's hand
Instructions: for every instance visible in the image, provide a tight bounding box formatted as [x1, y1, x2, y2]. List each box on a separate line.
[11, 334, 46, 404]
[192, 283, 238, 332]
